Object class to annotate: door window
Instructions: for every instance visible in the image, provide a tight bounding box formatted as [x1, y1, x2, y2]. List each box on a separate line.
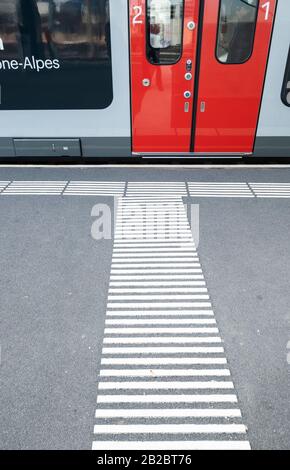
[146, 0, 184, 65]
[0, 0, 112, 110]
[281, 47, 290, 106]
[216, 0, 259, 64]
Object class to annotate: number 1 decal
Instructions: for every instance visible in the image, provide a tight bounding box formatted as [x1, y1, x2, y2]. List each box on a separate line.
[262, 1, 270, 21]
[132, 5, 143, 25]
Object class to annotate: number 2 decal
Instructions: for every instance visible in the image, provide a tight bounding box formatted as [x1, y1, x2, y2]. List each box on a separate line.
[132, 6, 143, 25]
[262, 1, 270, 21]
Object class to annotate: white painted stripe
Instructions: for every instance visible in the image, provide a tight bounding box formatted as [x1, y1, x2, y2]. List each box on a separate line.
[95, 408, 240, 418]
[119, 200, 184, 203]
[110, 275, 204, 280]
[97, 394, 238, 404]
[128, 183, 186, 186]
[101, 357, 227, 365]
[103, 337, 221, 344]
[99, 369, 231, 377]
[108, 288, 207, 294]
[104, 327, 217, 334]
[102, 346, 224, 354]
[113, 242, 196, 246]
[117, 215, 187, 218]
[125, 193, 186, 195]
[116, 221, 190, 226]
[94, 423, 246, 434]
[111, 259, 200, 264]
[114, 233, 192, 237]
[187, 195, 253, 198]
[107, 302, 212, 309]
[66, 192, 124, 195]
[106, 310, 214, 316]
[98, 381, 233, 390]
[105, 318, 215, 324]
[109, 281, 206, 286]
[112, 258, 198, 263]
[117, 212, 187, 216]
[119, 205, 185, 208]
[124, 198, 186, 201]
[126, 189, 186, 192]
[114, 239, 194, 244]
[188, 190, 251, 193]
[92, 441, 251, 450]
[114, 247, 196, 251]
[126, 187, 186, 189]
[3, 192, 64, 195]
[107, 295, 209, 301]
[113, 247, 196, 251]
[67, 181, 125, 184]
[111, 267, 202, 272]
[112, 252, 197, 257]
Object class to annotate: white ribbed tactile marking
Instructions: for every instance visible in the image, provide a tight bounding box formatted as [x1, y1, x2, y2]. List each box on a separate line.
[2, 181, 67, 195]
[64, 181, 125, 196]
[92, 197, 250, 450]
[126, 182, 187, 198]
[187, 182, 254, 198]
[0, 181, 11, 193]
[249, 183, 290, 198]
[3, 180, 290, 199]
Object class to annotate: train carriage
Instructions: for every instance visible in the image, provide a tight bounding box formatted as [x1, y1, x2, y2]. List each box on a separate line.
[0, 0, 288, 160]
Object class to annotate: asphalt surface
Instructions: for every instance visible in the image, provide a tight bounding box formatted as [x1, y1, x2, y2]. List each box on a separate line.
[0, 166, 290, 450]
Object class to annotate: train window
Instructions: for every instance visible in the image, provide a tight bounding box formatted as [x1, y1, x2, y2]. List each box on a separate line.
[281, 47, 290, 107]
[146, 0, 184, 65]
[216, 0, 259, 64]
[0, 0, 112, 110]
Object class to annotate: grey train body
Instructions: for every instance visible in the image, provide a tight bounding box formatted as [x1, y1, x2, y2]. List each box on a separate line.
[0, 0, 289, 160]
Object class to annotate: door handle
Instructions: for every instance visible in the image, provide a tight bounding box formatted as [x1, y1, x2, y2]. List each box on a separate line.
[200, 101, 206, 112]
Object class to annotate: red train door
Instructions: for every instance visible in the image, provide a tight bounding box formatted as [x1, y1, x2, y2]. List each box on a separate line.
[130, 0, 200, 153]
[194, 0, 277, 154]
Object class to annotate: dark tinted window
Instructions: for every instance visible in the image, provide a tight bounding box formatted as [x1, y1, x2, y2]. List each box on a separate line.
[146, 0, 184, 65]
[216, 0, 258, 64]
[0, 0, 112, 110]
[281, 47, 290, 107]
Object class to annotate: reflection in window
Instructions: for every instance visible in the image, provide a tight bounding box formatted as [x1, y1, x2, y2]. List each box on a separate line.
[216, 0, 258, 64]
[281, 47, 290, 107]
[147, 0, 184, 65]
[0, 0, 112, 109]
[0, 0, 111, 61]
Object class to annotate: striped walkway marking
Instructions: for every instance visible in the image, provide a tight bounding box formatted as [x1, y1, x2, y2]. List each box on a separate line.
[64, 181, 125, 196]
[1, 180, 290, 198]
[92, 197, 250, 451]
[2, 181, 67, 195]
[187, 182, 254, 198]
[126, 182, 187, 199]
[0, 181, 10, 193]
[249, 183, 290, 198]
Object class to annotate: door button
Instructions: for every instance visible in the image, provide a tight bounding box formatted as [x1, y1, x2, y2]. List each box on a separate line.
[184, 91, 192, 99]
[186, 59, 192, 71]
[187, 21, 196, 31]
[185, 72, 192, 81]
[142, 78, 151, 87]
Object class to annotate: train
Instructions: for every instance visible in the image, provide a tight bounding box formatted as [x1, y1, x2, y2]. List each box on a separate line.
[0, 0, 289, 161]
